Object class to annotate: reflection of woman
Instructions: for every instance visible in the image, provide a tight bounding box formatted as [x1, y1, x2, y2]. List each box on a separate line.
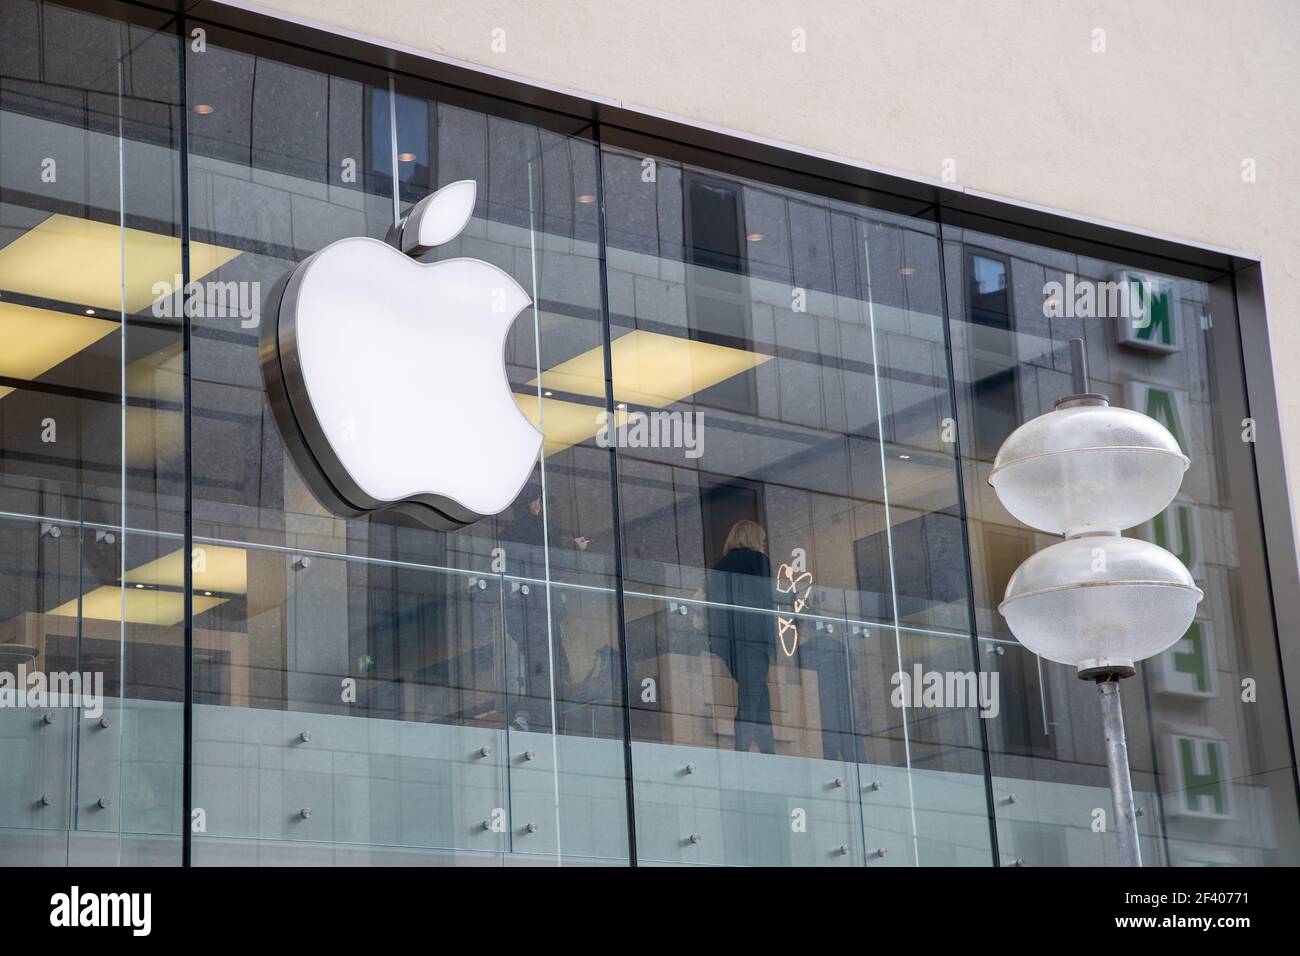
[706, 520, 777, 754]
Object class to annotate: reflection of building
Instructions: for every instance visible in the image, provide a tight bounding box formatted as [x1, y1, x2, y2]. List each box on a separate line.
[0, 0, 1296, 867]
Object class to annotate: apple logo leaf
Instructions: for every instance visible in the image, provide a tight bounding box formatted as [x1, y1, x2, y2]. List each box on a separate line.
[262, 177, 543, 532]
[401, 179, 477, 255]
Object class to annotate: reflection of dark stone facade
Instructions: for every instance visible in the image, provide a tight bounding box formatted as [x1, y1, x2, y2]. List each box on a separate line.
[854, 511, 968, 623]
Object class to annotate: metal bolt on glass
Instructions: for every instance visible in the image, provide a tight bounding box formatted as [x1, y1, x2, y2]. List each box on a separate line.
[991, 338, 1202, 867]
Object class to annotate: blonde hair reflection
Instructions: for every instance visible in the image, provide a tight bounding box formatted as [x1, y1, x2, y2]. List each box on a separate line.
[722, 519, 767, 555]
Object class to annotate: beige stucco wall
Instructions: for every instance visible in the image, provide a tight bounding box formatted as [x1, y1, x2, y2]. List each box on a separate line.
[231, 0, 1300, 520]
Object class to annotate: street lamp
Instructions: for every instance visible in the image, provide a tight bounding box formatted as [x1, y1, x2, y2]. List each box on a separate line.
[989, 339, 1202, 866]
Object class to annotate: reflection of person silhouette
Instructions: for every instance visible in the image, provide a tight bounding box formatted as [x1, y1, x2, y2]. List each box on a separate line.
[706, 520, 777, 755]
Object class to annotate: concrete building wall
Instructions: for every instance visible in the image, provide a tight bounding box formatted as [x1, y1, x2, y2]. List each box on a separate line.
[229, 0, 1300, 521]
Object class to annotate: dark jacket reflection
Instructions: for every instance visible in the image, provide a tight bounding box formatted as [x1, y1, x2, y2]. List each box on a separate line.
[707, 523, 777, 754]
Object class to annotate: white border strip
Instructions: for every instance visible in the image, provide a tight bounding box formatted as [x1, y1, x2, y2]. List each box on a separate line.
[203, 0, 1261, 264]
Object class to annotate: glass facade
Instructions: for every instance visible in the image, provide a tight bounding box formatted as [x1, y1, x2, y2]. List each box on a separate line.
[0, 0, 1295, 866]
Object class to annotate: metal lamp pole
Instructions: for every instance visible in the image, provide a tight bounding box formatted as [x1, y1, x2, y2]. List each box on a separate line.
[1065, 338, 1141, 867]
[992, 337, 1201, 868]
[1097, 678, 1141, 866]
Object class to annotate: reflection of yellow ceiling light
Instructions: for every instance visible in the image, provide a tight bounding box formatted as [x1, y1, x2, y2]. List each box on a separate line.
[193, 104, 214, 115]
[577, 194, 596, 204]
[529, 329, 771, 409]
[48, 587, 225, 626]
[0, 301, 118, 401]
[747, 233, 764, 241]
[123, 544, 248, 595]
[0, 213, 240, 313]
[398, 152, 417, 162]
[49, 543, 247, 625]
[514, 394, 628, 457]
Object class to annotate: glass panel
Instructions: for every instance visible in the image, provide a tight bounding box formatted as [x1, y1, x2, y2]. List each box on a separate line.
[182, 22, 628, 864]
[944, 215, 1300, 865]
[191, 549, 515, 863]
[0, 509, 79, 857]
[0, 0, 184, 865]
[391, 75, 629, 862]
[628, 594, 864, 865]
[601, 142, 994, 865]
[500, 579, 627, 863]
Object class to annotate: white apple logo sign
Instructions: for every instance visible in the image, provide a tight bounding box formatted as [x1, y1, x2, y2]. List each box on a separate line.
[262, 180, 543, 530]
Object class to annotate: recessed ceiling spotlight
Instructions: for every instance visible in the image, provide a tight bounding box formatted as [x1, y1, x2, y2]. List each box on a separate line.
[134, 583, 145, 589]
[203, 591, 213, 596]
[193, 104, 214, 115]
[398, 152, 416, 163]
[84, 308, 96, 315]
[898, 453, 911, 460]
[543, 390, 553, 397]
